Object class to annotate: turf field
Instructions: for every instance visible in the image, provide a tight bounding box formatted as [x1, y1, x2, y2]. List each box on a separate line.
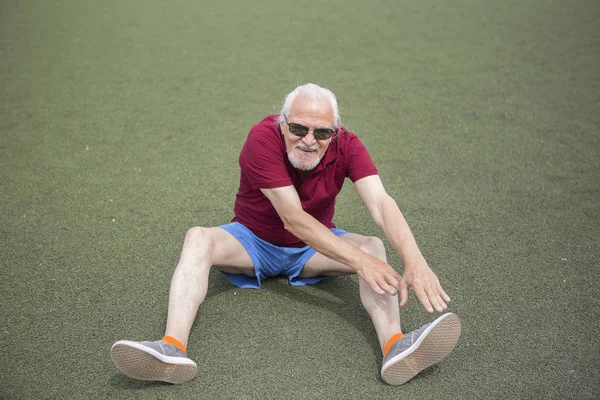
[1, 0, 599, 398]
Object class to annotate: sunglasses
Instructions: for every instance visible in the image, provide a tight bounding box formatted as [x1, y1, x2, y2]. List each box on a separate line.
[283, 114, 335, 140]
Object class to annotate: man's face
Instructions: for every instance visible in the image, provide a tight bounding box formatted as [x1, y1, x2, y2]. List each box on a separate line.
[282, 95, 335, 171]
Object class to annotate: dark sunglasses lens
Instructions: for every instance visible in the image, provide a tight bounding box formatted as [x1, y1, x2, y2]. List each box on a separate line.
[289, 123, 309, 136]
[314, 129, 334, 140]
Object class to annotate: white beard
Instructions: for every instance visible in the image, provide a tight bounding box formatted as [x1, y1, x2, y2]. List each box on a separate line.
[288, 151, 322, 171]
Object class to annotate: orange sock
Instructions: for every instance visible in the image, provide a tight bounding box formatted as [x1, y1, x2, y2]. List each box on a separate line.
[162, 335, 187, 355]
[383, 333, 404, 358]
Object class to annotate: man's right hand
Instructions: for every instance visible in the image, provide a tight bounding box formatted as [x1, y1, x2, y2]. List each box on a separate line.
[355, 255, 403, 296]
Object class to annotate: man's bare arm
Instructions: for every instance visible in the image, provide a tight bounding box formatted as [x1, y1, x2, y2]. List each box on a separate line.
[260, 185, 402, 296]
[354, 175, 451, 312]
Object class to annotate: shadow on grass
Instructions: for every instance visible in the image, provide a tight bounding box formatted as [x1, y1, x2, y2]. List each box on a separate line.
[112, 272, 446, 388]
[255, 276, 448, 385]
[260, 275, 383, 363]
[108, 372, 171, 390]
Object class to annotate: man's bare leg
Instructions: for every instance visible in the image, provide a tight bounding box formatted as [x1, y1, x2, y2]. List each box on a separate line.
[165, 227, 254, 347]
[299, 233, 461, 386]
[299, 233, 401, 351]
[110, 226, 254, 383]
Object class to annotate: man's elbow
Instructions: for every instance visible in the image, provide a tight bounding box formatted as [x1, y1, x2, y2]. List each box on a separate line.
[279, 210, 304, 233]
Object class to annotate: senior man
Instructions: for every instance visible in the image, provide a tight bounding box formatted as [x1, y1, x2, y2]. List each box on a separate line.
[110, 83, 461, 386]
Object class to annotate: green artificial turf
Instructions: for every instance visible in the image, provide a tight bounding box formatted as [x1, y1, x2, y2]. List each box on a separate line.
[1, 0, 599, 398]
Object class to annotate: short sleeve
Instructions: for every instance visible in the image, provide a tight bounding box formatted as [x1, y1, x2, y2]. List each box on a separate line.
[239, 128, 292, 189]
[344, 133, 378, 182]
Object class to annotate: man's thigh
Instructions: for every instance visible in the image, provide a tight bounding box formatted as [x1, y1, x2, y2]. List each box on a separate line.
[206, 227, 256, 277]
[298, 233, 367, 278]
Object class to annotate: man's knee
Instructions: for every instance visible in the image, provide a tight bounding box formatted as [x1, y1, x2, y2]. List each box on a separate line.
[184, 226, 217, 257]
[358, 236, 386, 261]
[186, 226, 210, 240]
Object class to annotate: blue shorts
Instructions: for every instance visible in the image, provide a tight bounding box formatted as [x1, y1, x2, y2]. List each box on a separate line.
[218, 222, 348, 289]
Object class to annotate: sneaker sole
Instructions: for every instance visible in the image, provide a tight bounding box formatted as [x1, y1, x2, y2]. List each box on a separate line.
[110, 340, 198, 384]
[381, 313, 461, 386]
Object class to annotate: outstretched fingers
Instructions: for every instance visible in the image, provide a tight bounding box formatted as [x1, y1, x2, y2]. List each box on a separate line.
[370, 276, 398, 296]
[429, 290, 448, 313]
[365, 267, 402, 297]
[370, 281, 386, 295]
[414, 283, 449, 313]
[413, 286, 434, 313]
[398, 278, 409, 307]
[440, 287, 451, 303]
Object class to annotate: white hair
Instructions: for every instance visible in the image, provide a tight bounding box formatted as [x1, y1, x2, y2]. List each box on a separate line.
[277, 83, 341, 128]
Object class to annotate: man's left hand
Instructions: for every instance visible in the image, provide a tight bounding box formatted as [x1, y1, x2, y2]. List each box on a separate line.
[398, 258, 451, 313]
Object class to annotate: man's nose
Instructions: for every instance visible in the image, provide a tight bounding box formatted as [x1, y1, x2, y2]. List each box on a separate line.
[302, 130, 317, 145]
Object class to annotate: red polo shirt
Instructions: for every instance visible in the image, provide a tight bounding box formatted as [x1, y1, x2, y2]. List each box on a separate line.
[232, 115, 378, 247]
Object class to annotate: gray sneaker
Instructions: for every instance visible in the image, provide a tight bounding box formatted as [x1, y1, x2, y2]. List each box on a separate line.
[381, 313, 461, 386]
[110, 340, 198, 384]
